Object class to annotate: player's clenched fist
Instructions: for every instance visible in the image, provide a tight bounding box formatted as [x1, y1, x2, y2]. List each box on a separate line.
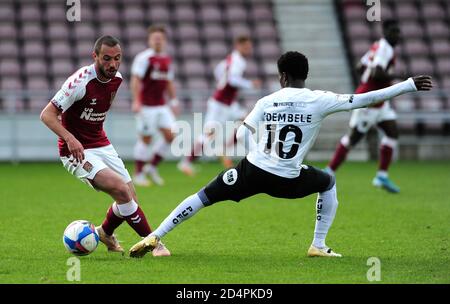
[412, 75, 433, 91]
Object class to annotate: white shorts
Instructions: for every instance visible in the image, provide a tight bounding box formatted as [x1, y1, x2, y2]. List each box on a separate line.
[136, 105, 176, 136]
[349, 101, 397, 133]
[204, 98, 247, 130]
[60, 144, 132, 189]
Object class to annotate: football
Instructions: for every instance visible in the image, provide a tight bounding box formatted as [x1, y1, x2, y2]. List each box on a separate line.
[63, 220, 99, 256]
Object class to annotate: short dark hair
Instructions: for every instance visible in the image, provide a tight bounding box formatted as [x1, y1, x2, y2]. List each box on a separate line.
[148, 24, 167, 36]
[94, 35, 121, 55]
[234, 35, 251, 44]
[382, 19, 398, 31]
[277, 51, 309, 80]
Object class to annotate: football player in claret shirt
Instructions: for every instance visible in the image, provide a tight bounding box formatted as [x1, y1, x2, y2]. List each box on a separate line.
[131, 25, 180, 187]
[129, 51, 431, 259]
[326, 20, 404, 193]
[177, 35, 262, 176]
[40, 35, 170, 256]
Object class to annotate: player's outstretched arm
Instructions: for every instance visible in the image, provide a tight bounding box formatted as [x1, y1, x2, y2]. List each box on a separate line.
[40, 102, 85, 162]
[351, 75, 432, 109]
[325, 75, 432, 116]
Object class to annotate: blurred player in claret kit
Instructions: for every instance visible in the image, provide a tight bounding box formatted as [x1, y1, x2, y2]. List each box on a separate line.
[129, 51, 432, 259]
[131, 25, 180, 187]
[40, 36, 170, 257]
[177, 35, 262, 176]
[326, 20, 405, 193]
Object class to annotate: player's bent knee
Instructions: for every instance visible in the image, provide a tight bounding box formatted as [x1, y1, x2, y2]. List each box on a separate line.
[112, 182, 133, 203]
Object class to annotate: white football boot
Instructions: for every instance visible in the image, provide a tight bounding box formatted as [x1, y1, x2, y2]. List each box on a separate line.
[143, 164, 165, 186]
[307, 245, 342, 257]
[133, 172, 151, 187]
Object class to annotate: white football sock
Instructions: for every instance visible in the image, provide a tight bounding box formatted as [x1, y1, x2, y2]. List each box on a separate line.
[151, 192, 207, 238]
[312, 183, 339, 249]
[133, 139, 151, 162]
[116, 200, 139, 217]
[152, 138, 170, 156]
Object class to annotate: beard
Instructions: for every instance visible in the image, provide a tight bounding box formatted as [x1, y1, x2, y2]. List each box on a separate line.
[98, 64, 117, 79]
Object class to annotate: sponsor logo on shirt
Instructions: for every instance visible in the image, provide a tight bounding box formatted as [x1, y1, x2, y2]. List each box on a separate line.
[80, 108, 106, 122]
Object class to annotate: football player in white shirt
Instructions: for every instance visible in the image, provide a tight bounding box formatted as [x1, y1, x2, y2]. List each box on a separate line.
[326, 20, 405, 193]
[129, 52, 432, 258]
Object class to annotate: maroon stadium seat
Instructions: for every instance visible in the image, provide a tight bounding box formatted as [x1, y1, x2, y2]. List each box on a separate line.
[0, 4, 15, 22]
[49, 42, 72, 59]
[19, 4, 41, 22]
[97, 7, 120, 22]
[45, 5, 68, 22]
[123, 6, 145, 23]
[431, 40, 450, 57]
[421, 2, 446, 19]
[424, 21, 449, 39]
[0, 23, 17, 40]
[199, 5, 222, 23]
[250, 4, 274, 21]
[203, 24, 226, 41]
[347, 22, 372, 39]
[174, 6, 196, 23]
[403, 40, 428, 57]
[181, 60, 206, 78]
[50, 60, 75, 77]
[435, 58, 450, 76]
[224, 5, 248, 23]
[394, 3, 419, 20]
[0, 60, 20, 77]
[21, 23, 45, 40]
[148, 5, 170, 23]
[24, 60, 48, 77]
[176, 23, 200, 41]
[124, 24, 147, 41]
[22, 41, 46, 58]
[0, 42, 19, 59]
[205, 41, 229, 60]
[47, 24, 70, 41]
[73, 24, 97, 41]
[185, 78, 210, 91]
[254, 23, 278, 40]
[408, 57, 435, 75]
[398, 21, 424, 39]
[179, 41, 203, 59]
[1, 77, 23, 90]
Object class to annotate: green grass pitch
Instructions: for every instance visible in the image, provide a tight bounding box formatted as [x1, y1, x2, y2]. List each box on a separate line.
[0, 160, 449, 284]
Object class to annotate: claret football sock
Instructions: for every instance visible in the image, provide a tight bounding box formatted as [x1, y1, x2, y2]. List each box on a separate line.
[117, 200, 152, 237]
[328, 136, 350, 171]
[101, 202, 124, 236]
[312, 184, 339, 249]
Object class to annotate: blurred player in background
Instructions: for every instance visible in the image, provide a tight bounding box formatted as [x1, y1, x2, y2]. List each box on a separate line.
[40, 36, 170, 256]
[131, 25, 180, 186]
[129, 51, 432, 258]
[326, 20, 404, 193]
[177, 35, 261, 176]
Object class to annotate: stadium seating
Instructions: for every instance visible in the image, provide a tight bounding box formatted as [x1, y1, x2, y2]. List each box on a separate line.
[337, 0, 450, 135]
[0, 0, 280, 112]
